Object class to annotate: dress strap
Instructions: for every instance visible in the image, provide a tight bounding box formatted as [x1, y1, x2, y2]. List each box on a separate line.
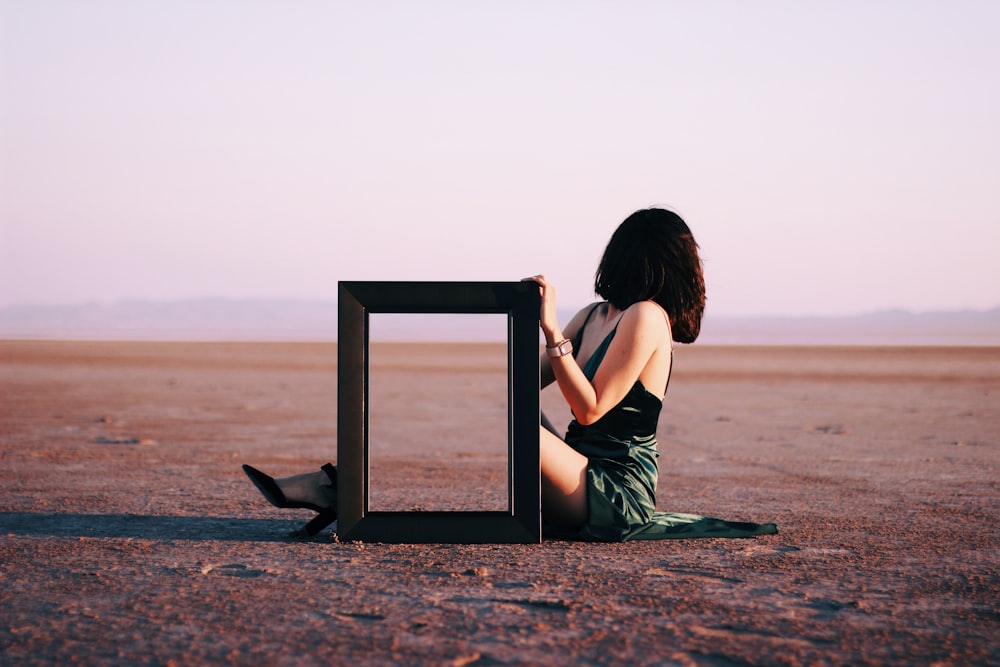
[573, 302, 605, 351]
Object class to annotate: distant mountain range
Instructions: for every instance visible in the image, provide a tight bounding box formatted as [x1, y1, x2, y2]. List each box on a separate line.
[700, 308, 1000, 345]
[1, 299, 998, 345]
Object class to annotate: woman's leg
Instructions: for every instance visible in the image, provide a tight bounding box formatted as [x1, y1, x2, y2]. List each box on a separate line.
[539, 426, 589, 527]
[249, 420, 588, 526]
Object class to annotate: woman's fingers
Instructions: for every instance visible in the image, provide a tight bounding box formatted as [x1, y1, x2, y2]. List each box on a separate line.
[521, 275, 560, 335]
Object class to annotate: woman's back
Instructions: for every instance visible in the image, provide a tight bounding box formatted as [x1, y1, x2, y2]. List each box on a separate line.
[564, 303, 669, 458]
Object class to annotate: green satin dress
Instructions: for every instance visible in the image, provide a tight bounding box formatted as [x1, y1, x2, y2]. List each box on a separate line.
[563, 305, 778, 542]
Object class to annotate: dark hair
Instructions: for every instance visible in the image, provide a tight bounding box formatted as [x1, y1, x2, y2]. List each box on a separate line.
[594, 208, 706, 343]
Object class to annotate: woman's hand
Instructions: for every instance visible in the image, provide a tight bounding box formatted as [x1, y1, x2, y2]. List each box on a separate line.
[522, 274, 563, 345]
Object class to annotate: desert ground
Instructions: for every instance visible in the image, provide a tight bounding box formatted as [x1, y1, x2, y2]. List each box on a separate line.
[0, 340, 996, 666]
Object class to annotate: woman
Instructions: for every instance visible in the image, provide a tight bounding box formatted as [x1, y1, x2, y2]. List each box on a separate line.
[244, 208, 776, 541]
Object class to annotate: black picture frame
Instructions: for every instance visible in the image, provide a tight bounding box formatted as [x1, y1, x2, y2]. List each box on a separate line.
[337, 281, 541, 543]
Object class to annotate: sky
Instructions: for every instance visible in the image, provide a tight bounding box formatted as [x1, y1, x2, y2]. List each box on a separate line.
[1, 1, 998, 318]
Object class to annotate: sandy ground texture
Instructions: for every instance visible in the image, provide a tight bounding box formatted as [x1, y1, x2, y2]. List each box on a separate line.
[1, 340, 997, 666]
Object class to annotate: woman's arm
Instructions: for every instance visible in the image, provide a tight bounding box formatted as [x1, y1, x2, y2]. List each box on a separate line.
[525, 276, 669, 424]
[552, 301, 667, 424]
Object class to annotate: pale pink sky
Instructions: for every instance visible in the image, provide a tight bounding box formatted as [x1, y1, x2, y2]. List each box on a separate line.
[1, 1, 997, 317]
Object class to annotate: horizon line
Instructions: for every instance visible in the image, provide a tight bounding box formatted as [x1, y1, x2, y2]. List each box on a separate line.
[1, 297, 998, 322]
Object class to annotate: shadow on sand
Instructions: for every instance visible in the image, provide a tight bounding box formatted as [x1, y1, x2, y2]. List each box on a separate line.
[0, 511, 311, 542]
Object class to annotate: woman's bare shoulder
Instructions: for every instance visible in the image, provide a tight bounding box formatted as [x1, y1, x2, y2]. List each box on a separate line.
[621, 301, 672, 336]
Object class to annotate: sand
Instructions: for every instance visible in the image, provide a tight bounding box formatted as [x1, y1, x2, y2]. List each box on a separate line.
[0, 340, 997, 666]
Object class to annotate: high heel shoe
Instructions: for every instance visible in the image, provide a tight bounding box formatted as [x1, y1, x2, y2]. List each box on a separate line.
[242, 463, 338, 537]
